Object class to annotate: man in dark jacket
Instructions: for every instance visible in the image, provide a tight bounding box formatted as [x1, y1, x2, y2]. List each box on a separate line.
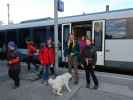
[82, 39, 99, 89]
[7, 41, 21, 89]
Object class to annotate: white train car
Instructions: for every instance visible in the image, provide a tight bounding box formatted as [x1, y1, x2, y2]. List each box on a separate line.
[0, 8, 133, 71]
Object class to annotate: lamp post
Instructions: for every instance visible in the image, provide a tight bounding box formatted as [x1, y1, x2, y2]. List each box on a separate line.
[54, 0, 59, 72]
[7, 3, 10, 24]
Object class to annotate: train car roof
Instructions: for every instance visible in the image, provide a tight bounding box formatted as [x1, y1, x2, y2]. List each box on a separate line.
[0, 8, 133, 31]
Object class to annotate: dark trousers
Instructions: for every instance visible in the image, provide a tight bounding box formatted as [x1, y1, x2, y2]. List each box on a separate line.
[8, 68, 20, 87]
[50, 65, 55, 75]
[85, 65, 98, 87]
[27, 56, 39, 71]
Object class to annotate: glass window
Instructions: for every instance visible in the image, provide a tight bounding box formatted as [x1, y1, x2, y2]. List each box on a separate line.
[63, 25, 70, 43]
[46, 26, 54, 41]
[17, 29, 31, 48]
[0, 32, 6, 48]
[127, 18, 133, 39]
[32, 26, 55, 48]
[94, 21, 103, 51]
[106, 19, 127, 39]
[58, 25, 62, 43]
[6, 30, 17, 45]
[33, 27, 47, 48]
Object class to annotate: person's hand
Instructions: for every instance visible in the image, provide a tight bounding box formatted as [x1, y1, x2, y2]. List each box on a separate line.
[8, 61, 12, 64]
[80, 64, 84, 68]
[70, 53, 74, 56]
[92, 65, 95, 69]
[65, 57, 68, 62]
[36, 49, 39, 53]
[85, 58, 89, 65]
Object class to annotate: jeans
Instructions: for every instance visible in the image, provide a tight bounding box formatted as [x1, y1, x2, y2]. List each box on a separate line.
[27, 56, 39, 71]
[42, 65, 49, 81]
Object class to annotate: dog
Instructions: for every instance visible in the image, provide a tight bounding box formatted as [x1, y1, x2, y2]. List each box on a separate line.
[48, 72, 72, 96]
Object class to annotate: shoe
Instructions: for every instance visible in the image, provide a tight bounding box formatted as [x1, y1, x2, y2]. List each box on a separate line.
[74, 81, 78, 85]
[41, 80, 45, 84]
[45, 81, 48, 86]
[41, 80, 48, 85]
[86, 84, 90, 88]
[12, 85, 19, 89]
[93, 85, 98, 89]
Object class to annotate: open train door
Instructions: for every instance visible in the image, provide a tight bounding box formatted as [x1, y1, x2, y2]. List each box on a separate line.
[92, 20, 105, 65]
[61, 23, 71, 62]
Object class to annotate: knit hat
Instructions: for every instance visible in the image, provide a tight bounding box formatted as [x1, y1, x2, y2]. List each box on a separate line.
[8, 41, 16, 50]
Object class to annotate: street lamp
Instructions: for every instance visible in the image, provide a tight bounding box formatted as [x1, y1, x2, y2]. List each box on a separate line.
[7, 3, 10, 24]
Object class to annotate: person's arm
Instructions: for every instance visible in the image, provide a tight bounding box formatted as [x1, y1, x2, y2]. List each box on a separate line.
[38, 49, 43, 64]
[8, 56, 20, 64]
[92, 48, 97, 66]
[30, 45, 36, 53]
[9, 51, 21, 65]
[74, 42, 80, 56]
[80, 47, 85, 67]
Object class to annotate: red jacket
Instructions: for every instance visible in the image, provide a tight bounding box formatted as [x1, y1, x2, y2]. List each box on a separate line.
[39, 47, 55, 65]
[48, 47, 55, 64]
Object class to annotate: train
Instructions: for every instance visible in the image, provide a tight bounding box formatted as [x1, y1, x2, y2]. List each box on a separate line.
[1, 8, 133, 73]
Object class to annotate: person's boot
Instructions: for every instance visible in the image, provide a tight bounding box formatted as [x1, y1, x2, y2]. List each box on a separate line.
[12, 85, 19, 89]
[93, 85, 98, 89]
[45, 81, 48, 86]
[28, 66, 31, 72]
[86, 84, 90, 88]
[74, 80, 79, 85]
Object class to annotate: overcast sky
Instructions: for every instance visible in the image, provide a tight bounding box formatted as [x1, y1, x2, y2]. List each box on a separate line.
[0, 0, 133, 24]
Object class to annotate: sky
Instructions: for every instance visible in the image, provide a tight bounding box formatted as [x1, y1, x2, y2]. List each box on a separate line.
[0, 0, 133, 24]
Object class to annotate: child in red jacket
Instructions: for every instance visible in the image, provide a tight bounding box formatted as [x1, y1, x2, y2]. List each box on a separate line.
[39, 43, 50, 84]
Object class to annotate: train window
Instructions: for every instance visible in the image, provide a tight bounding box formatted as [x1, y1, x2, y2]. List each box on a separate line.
[0, 32, 6, 48]
[32, 27, 47, 48]
[18, 29, 31, 48]
[6, 30, 17, 45]
[46, 26, 54, 40]
[58, 25, 62, 43]
[94, 21, 103, 51]
[105, 19, 127, 39]
[63, 25, 70, 42]
[127, 18, 133, 39]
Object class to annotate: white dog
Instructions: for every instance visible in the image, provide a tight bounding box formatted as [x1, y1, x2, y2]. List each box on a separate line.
[48, 72, 72, 96]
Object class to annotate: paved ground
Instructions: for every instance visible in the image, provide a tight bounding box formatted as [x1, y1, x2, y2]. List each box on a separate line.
[71, 72, 133, 100]
[0, 60, 133, 100]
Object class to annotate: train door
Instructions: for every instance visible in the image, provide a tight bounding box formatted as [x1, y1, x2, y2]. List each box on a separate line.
[92, 20, 105, 65]
[61, 23, 71, 61]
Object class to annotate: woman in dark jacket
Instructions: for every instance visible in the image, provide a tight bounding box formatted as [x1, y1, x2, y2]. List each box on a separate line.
[7, 41, 21, 89]
[82, 39, 99, 89]
[39, 43, 50, 84]
[66, 33, 80, 84]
